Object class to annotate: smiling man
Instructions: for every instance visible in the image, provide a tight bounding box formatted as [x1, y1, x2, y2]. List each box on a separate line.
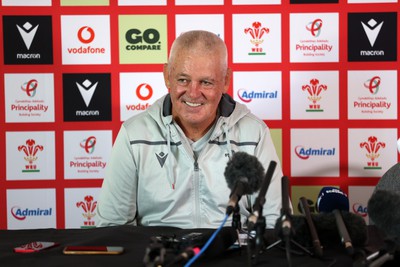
[97, 30, 284, 229]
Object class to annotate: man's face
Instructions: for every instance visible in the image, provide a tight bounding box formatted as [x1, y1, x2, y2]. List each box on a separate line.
[164, 49, 230, 134]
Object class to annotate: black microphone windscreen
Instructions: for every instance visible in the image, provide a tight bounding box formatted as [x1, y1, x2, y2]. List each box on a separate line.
[368, 189, 400, 241]
[273, 212, 368, 249]
[316, 186, 349, 213]
[224, 151, 264, 194]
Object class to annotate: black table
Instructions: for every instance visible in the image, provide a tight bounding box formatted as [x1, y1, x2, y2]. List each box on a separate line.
[0, 225, 395, 267]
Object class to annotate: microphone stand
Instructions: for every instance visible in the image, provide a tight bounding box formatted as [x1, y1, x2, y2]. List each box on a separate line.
[232, 204, 241, 231]
[266, 176, 312, 267]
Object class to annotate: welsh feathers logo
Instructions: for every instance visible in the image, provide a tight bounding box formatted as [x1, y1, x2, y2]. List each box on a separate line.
[76, 195, 97, 228]
[359, 136, 385, 170]
[18, 139, 44, 172]
[301, 79, 327, 112]
[244, 21, 269, 55]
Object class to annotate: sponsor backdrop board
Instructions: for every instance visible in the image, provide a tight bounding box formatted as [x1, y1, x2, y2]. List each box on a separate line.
[0, 0, 399, 229]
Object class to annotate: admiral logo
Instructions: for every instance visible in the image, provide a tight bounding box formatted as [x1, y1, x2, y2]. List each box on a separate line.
[125, 28, 161, 51]
[348, 12, 397, 61]
[244, 22, 269, 55]
[3, 16, 53, 64]
[63, 73, 111, 122]
[352, 203, 368, 217]
[359, 136, 385, 169]
[295, 145, 336, 160]
[11, 206, 52, 220]
[302, 79, 327, 112]
[18, 139, 44, 173]
[237, 89, 278, 103]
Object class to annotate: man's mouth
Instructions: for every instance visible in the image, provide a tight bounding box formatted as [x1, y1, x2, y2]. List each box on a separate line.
[184, 101, 202, 107]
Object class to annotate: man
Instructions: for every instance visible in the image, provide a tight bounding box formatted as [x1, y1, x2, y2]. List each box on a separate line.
[97, 30, 284, 229]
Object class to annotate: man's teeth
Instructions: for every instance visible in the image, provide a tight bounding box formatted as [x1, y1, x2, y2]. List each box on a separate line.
[185, 101, 201, 107]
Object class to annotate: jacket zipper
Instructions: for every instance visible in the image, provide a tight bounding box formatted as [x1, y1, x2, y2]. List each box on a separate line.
[193, 155, 201, 227]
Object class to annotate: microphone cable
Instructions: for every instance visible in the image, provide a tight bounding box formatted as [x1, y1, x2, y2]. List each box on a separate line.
[183, 213, 230, 267]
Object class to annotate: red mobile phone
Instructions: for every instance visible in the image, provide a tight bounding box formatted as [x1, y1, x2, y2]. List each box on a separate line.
[14, 241, 59, 253]
[63, 246, 124, 255]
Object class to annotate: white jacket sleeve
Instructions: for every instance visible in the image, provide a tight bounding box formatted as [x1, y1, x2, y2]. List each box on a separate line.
[97, 125, 138, 227]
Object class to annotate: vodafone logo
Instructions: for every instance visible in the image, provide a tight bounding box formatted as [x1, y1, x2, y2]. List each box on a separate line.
[78, 26, 95, 44]
[136, 83, 153, 101]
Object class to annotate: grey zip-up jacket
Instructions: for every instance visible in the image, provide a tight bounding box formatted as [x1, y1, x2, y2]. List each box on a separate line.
[97, 93, 284, 229]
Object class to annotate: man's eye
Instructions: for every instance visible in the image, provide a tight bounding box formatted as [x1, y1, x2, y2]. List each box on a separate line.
[177, 79, 188, 85]
[201, 81, 213, 86]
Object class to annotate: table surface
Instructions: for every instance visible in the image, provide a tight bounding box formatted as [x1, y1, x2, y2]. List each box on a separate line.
[0, 225, 396, 267]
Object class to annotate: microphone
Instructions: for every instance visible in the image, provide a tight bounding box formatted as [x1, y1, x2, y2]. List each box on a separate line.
[368, 189, 400, 243]
[247, 160, 277, 230]
[299, 197, 323, 258]
[279, 176, 292, 238]
[267, 211, 368, 249]
[316, 187, 354, 255]
[316, 186, 349, 213]
[224, 152, 264, 215]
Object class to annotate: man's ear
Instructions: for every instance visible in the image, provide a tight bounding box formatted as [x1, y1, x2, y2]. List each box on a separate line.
[223, 68, 232, 93]
[163, 63, 170, 89]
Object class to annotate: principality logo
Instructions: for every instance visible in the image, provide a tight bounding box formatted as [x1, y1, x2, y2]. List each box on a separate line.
[18, 139, 44, 172]
[16, 22, 39, 50]
[364, 76, 381, 94]
[76, 195, 97, 228]
[359, 136, 385, 170]
[80, 136, 96, 154]
[302, 79, 327, 112]
[21, 79, 38, 97]
[244, 22, 269, 55]
[306, 19, 323, 37]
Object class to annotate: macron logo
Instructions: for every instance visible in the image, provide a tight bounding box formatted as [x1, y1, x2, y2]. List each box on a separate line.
[361, 18, 384, 47]
[76, 79, 98, 107]
[16, 22, 39, 50]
